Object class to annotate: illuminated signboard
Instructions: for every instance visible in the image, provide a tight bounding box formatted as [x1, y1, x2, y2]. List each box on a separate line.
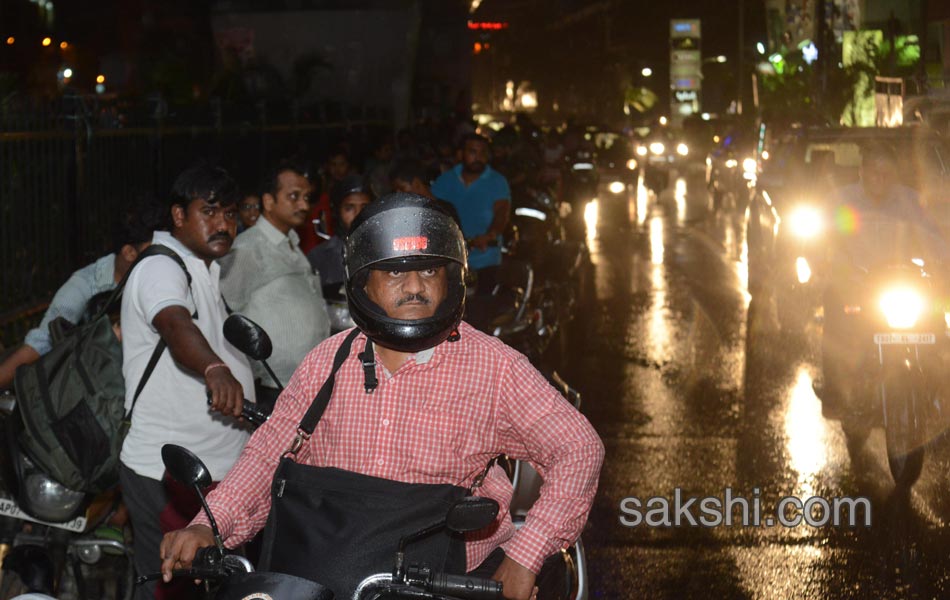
[670, 19, 702, 125]
[468, 21, 509, 30]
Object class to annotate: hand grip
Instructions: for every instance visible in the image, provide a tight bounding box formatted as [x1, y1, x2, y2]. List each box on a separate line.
[429, 573, 504, 600]
[240, 401, 270, 426]
[205, 391, 270, 427]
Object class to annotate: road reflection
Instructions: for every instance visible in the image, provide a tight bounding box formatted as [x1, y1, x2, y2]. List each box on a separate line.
[783, 365, 830, 499]
[584, 197, 599, 245]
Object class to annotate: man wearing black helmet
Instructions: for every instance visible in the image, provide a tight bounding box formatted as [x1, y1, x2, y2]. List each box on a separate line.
[160, 193, 604, 600]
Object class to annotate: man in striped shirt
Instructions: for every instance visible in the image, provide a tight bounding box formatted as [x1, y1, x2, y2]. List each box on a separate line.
[160, 193, 604, 600]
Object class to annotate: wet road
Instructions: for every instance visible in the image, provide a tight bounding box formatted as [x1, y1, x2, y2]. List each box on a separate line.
[562, 168, 950, 599]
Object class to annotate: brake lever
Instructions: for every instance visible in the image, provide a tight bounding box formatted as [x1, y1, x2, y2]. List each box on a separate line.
[135, 567, 222, 585]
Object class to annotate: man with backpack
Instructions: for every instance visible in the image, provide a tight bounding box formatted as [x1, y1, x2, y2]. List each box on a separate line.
[119, 164, 256, 600]
[0, 198, 164, 391]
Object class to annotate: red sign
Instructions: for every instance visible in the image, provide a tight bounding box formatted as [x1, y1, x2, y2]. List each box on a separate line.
[468, 21, 509, 30]
[393, 236, 428, 251]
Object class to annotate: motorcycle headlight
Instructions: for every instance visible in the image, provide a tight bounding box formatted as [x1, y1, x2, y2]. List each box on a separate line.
[626, 158, 638, 170]
[795, 256, 812, 284]
[879, 288, 925, 330]
[608, 181, 625, 194]
[676, 143, 689, 157]
[649, 142, 665, 156]
[786, 206, 823, 239]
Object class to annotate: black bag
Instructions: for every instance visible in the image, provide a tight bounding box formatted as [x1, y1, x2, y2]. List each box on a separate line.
[12, 245, 192, 493]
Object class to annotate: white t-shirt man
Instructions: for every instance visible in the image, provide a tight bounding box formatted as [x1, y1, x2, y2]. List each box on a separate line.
[120, 231, 253, 481]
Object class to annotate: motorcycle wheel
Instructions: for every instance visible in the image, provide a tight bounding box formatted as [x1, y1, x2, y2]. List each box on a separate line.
[882, 371, 926, 488]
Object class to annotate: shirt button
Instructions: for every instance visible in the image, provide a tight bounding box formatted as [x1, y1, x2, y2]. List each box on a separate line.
[381, 418, 390, 426]
[377, 458, 385, 466]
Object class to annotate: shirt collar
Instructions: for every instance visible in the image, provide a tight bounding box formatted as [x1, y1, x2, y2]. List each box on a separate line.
[255, 216, 300, 247]
[152, 231, 220, 277]
[152, 231, 196, 258]
[453, 163, 493, 183]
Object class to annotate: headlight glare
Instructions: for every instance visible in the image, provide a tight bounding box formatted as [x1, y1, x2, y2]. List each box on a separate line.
[608, 181, 625, 194]
[795, 256, 812, 284]
[626, 158, 638, 170]
[636, 146, 648, 157]
[649, 142, 665, 155]
[787, 206, 823, 239]
[879, 288, 925, 330]
[676, 143, 689, 156]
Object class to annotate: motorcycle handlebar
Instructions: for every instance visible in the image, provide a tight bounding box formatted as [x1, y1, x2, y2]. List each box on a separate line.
[205, 393, 271, 427]
[241, 401, 270, 427]
[428, 573, 504, 600]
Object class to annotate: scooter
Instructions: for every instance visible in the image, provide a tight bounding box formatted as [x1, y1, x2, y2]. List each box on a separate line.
[0, 393, 134, 600]
[142, 443, 503, 600]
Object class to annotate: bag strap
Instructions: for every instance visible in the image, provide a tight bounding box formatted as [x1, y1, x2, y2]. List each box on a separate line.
[117, 244, 195, 421]
[296, 328, 362, 437]
[97, 244, 194, 322]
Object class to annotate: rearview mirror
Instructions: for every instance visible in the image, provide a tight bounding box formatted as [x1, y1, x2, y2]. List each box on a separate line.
[162, 444, 213, 489]
[224, 314, 273, 361]
[445, 497, 500, 533]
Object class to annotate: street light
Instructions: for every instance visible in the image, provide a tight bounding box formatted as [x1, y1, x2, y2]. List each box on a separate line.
[703, 55, 727, 64]
[641, 67, 653, 77]
[756, 42, 766, 55]
[41, 37, 51, 47]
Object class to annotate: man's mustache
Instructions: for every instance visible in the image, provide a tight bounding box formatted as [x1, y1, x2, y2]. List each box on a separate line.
[396, 293, 430, 307]
[209, 232, 232, 244]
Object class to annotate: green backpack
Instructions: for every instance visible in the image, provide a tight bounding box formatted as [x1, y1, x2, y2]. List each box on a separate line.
[12, 245, 191, 494]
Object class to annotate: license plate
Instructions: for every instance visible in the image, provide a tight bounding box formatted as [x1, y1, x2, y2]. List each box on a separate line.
[0, 496, 87, 533]
[873, 333, 936, 345]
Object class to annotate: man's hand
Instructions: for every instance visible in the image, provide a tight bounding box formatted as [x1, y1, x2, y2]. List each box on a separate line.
[492, 556, 538, 600]
[206, 366, 244, 418]
[160, 525, 215, 583]
[469, 234, 494, 251]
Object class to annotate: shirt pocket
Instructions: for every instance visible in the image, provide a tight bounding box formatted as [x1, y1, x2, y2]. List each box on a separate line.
[402, 379, 495, 476]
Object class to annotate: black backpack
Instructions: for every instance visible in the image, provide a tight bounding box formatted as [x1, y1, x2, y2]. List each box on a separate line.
[12, 245, 191, 494]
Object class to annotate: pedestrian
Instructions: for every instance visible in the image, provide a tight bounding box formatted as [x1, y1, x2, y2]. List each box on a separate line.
[431, 133, 511, 294]
[119, 164, 255, 600]
[221, 158, 331, 409]
[160, 193, 604, 600]
[306, 174, 372, 297]
[0, 196, 165, 391]
[237, 192, 261, 232]
[296, 147, 358, 254]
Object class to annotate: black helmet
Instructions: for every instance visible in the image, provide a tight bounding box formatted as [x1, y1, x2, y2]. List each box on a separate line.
[344, 192, 467, 352]
[330, 174, 372, 237]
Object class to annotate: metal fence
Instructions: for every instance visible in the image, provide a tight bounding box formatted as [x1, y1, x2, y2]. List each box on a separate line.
[0, 94, 391, 347]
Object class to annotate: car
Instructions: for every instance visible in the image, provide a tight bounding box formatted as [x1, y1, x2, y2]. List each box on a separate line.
[745, 126, 950, 335]
[634, 127, 690, 193]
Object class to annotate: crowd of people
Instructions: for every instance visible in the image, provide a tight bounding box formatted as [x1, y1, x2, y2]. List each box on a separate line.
[0, 123, 604, 600]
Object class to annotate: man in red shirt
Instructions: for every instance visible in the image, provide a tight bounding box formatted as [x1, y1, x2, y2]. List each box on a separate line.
[159, 193, 604, 600]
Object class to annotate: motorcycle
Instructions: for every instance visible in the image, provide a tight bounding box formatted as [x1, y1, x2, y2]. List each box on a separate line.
[141, 444, 503, 600]
[223, 314, 589, 599]
[828, 259, 950, 487]
[0, 393, 133, 600]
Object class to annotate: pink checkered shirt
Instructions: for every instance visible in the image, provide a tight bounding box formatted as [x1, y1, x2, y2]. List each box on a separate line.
[192, 321, 604, 573]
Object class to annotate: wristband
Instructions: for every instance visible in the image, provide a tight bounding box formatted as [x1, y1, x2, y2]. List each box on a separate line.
[204, 362, 230, 378]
